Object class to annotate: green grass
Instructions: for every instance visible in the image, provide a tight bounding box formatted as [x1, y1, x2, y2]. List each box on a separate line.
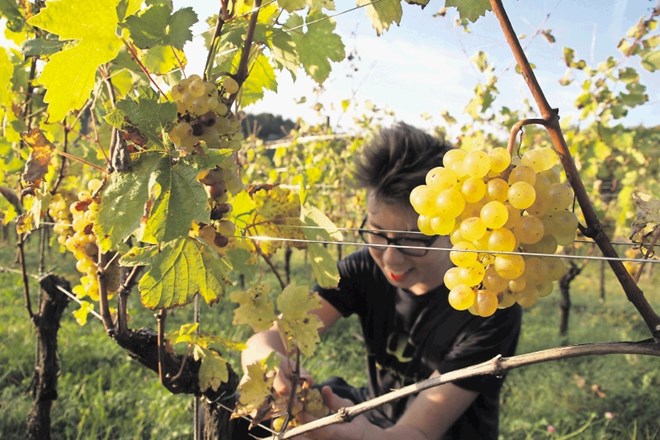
[1, 236, 659, 439]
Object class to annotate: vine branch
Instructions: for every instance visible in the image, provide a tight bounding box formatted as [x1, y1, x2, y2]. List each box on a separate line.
[279, 340, 660, 439]
[489, 0, 660, 339]
[506, 118, 549, 154]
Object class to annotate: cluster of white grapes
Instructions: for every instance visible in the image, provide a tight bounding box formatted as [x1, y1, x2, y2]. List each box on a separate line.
[168, 75, 243, 153]
[410, 147, 578, 317]
[271, 386, 328, 432]
[50, 179, 119, 301]
[195, 165, 242, 250]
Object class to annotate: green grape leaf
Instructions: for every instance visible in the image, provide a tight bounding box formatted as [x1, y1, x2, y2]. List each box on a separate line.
[240, 52, 278, 107]
[270, 29, 300, 79]
[124, 1, 197, 50]
[224, 247, 258, 279]
[0, 0, 25, 32]
[286, 11, 345, 84]
[358, 0, 402, 36]
[276, 283, 323, 357]
[405, 0, 430, 6]
[143, 46, 186, 75]
[27, 0, 123, 122]
[117, 0, 145, 21]
[96, 152, 164, 252]
[230, 190, 257, 230]
[300, 204, 341, 288]
[194, 346, 228, 392]
[114, 92, 177, 144]
[139, 158, 210, 244]
[230, 282, 277, 332]
[445, 0, 491, 23]
[121, 237, 231, 309]
[21, 38, 65, 57]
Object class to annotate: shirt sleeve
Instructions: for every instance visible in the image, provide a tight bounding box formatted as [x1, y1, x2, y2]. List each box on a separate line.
[438, 305, 522, 393]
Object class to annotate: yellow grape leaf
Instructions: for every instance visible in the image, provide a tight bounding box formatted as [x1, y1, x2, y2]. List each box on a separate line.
[230, 283, 277, 332]
[235, 354, 278, 416]
[27, 0, 123, 122]
[276, 283, 322, 357]
[194, 346, 228, 392]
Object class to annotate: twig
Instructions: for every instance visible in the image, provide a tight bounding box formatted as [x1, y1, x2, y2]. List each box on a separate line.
[122, 39, 166, 98]
[489, 0, 660, 338]
[17, 234, 35, 322]
[116, 265, 142, 338]
[157, 309, 167, 386]
[279, 340, 660, 439]
[97, 252, 115, 331]
[634, 227, 660, 283]
[231, 0, 262, 104]
[203, 2, 229, 81]
[506, 118, 549, 155]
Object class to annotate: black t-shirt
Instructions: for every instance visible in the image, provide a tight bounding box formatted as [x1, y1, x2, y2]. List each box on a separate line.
[315, 249, 522, 440]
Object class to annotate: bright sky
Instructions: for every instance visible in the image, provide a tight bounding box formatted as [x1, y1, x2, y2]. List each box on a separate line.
[174, 0, 658, 135]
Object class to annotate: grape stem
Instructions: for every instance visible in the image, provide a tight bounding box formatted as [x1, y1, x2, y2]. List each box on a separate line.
[506, 118, 549, 155]
[231, 0, 263, 105]
[279, 340, 660, 439]
[489, 0, 660, 339]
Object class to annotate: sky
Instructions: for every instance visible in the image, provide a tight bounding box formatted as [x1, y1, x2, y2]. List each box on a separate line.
[174, 0, 659, 135]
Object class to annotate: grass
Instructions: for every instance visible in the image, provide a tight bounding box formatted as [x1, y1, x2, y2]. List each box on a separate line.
[1, 235, 659, 439]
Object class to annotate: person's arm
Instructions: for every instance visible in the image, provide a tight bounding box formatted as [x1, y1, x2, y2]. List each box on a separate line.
[240, 297, 342, 396]
[302, 371, 478, 440]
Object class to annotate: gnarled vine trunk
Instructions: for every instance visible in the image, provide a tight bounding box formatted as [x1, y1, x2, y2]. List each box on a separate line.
[27, 275, 71, 440]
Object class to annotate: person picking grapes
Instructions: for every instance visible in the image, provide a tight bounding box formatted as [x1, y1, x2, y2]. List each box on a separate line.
[238, 122, 522, 439]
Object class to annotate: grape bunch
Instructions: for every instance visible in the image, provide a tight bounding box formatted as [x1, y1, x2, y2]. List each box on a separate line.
[410, 146, 578, 316]
[168, 74, 243, 154]
[194, 163, 243, 250]
[271, 386, 329, 432]
[51, 179, 119, 301]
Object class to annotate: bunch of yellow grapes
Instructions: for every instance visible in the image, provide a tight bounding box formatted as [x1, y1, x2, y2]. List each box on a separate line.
[51, 179, 119, 301]
[410, 147, 578, 317]
[168, 75, 243, 153]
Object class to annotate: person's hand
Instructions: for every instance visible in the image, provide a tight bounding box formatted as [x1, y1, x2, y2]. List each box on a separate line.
[298, 386, 368, 440]
[272, 354, 314, 398]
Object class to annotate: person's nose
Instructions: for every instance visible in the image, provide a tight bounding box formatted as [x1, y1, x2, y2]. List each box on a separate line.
[382, 243, 407, 266]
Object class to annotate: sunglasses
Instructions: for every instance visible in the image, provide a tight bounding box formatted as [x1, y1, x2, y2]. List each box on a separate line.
[358, 217, 438, 257]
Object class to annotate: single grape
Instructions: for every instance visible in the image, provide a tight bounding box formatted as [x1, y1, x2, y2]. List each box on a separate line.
[223, 76, 240, 94]
[513, 215, 545, 245]
[461, 177, 486, 203]
[494, 254, 526, 280]
[548, 183, 574, 211]
[488, 227, 517, 252]
[442, 149, 466, 169]
[507, 181, 536, 210]
[472, 289, 498, 317]
[507, 165, 537, 185]
[430, 215, 455, 235]
[450, 241, 478, 267]
[448, 284, 476, 311]
[508, 277, 527, 292]
[410, 185, 438, 216]
[483, 266, 509, 292]
[426, 167, 459, 192]
[488, 147, 511, 173]
[463, 150, 491, 178]
[497, 290, 518, 308]
[435, 188, 465, 218]
[444, 266, 465, 289]
[459, 217, 487, 241]
[480, 200, 509, 230]
[486, 178, 509, 202]
[459, 261, 486, 286]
